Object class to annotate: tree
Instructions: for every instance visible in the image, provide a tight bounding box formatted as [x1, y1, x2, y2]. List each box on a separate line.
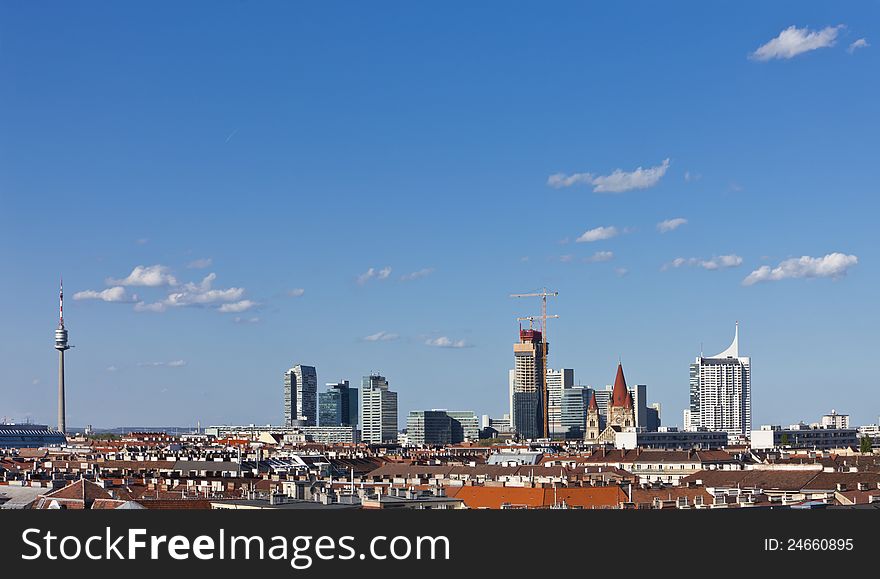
[780, 433, 790, 447]
[860, 436, 873, 454]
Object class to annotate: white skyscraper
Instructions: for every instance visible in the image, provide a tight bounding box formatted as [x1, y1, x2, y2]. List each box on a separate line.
[360, 374, 398, 444]
[546, 368, 574, 437]
[283, 364, 318, 427]
[688, 323, 751, 437]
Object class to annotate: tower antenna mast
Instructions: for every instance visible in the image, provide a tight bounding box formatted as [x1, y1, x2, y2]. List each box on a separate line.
[54, 276, 72, 435]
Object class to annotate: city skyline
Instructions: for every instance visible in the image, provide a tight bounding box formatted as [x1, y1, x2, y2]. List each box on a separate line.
[2, 2, 878, 428]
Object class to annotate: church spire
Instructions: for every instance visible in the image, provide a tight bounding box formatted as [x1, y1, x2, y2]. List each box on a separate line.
[611, 363, 628, 407]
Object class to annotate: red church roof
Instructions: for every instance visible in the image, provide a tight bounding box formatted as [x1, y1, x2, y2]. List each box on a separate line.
[611, 363, 628, 407]
[588, 391, 599, 411]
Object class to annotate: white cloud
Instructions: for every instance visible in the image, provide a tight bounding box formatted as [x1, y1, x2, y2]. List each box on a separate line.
[218, 299, 258, 313]
[134, 273, 249, 313]
[400, 268, 435, 281]
[187, 258, 213, 269]
[751, 25, 843, 61]
[32, 378, 40, 385]
[614, 267, 629, 277]
[136, 238, 149, 245]
[558, 254, 574, 263]
[107, 265, 178, 287]
[584, 251, 614, 263]
[425, 336, 470, 349]
[848, 38, 869, 54]
[287, 288, 305, 298]
[548, 158, 670, 193]
[233, 316, 261, 324]
[363, 331, 399, 342]
[684, 171, 701, 182]
[664, 255, 743, 271]
[657, 217, 688, 233]
[357, 266, 393, 285]
[577, 226, 619, 243]
[742, 252, 858, 286]
[137, 360, 187, 368]
[73, 286, 132, 302]
[106, 365, 118, 372]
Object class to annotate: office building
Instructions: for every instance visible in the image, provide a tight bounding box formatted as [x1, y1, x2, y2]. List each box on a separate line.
[512, 328, 546, 439]
[647, 403, 662, 432]
[687, 323, 751, 438]
[820, 410, 849, 429]
[319, 380, 358, 427]
[547, 368, 574, 438]
[361, 374, 398, 444]
[407, 410, 452, 446]
[283, 364, 318, 427]
[615, 427, 728, 450]
[301, 426, 359, 445]
[406, 410, 480, 445]
[559, 386, 590, 439]
[0, 424, 67, 448]
[751, 425, 859, 450]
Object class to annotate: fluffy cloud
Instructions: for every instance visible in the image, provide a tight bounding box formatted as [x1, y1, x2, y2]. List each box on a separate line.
[186, 258, 213, 269]
[584, 251, 614, 263]
[400, 268, 435, 281]
[614, 267, 629, 277]
[73, 286, 132, 302]
[577, 226, 619, 243]
[357, 266, 393, 285]
[233, 316, 261, 324]
[218, 299, 258, 313]
[107, 265, 178, 287]
[548, 158, 670, 193]
[135, 273, 251, 313]
[848, 38, 869, 54]
[657, 217, 688, 233]
[426, 336, 470, 349]
[742, 253, 858, 286]
[287, 288, 305, 298]
[363, 331, 399, 342]
[664, 255, 743, 271]
[751, 25, 843, 61]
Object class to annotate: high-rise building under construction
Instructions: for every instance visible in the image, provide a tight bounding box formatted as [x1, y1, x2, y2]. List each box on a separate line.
[511, 328, 546, 439]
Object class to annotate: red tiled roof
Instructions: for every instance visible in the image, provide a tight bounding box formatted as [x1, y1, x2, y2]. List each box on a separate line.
[448, 485, 625, 509]
[44, 479, 113, 502]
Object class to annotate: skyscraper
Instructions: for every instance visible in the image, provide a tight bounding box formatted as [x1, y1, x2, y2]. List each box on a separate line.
[319, 380, 358, 427]
[560, 386, 590, 439]
[283, 364, 318, 427]
[512, 328, 546, 439]
[688, 323, 751, 437]
[54, 279, 70, 434]
[547, 368, 574, 438]
[360, 374, 398, 444]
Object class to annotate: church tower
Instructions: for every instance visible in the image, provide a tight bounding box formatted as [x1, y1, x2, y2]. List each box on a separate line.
[585, 391, 601, 441]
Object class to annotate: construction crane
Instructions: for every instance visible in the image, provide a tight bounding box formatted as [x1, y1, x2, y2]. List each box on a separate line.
[510, 288, 559, 439]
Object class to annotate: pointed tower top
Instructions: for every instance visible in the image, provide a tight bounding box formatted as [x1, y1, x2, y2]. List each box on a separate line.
[588, 391, 599, 411]
[611, 363, 628, 407]
[624, 391, 634, 409]
[710, 322, 739, 358]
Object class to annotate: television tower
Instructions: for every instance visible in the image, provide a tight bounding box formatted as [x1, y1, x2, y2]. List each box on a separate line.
[54, 277, 71, 434]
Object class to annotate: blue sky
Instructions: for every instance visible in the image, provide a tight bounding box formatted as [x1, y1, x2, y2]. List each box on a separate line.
[2, 1, 878, 429]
